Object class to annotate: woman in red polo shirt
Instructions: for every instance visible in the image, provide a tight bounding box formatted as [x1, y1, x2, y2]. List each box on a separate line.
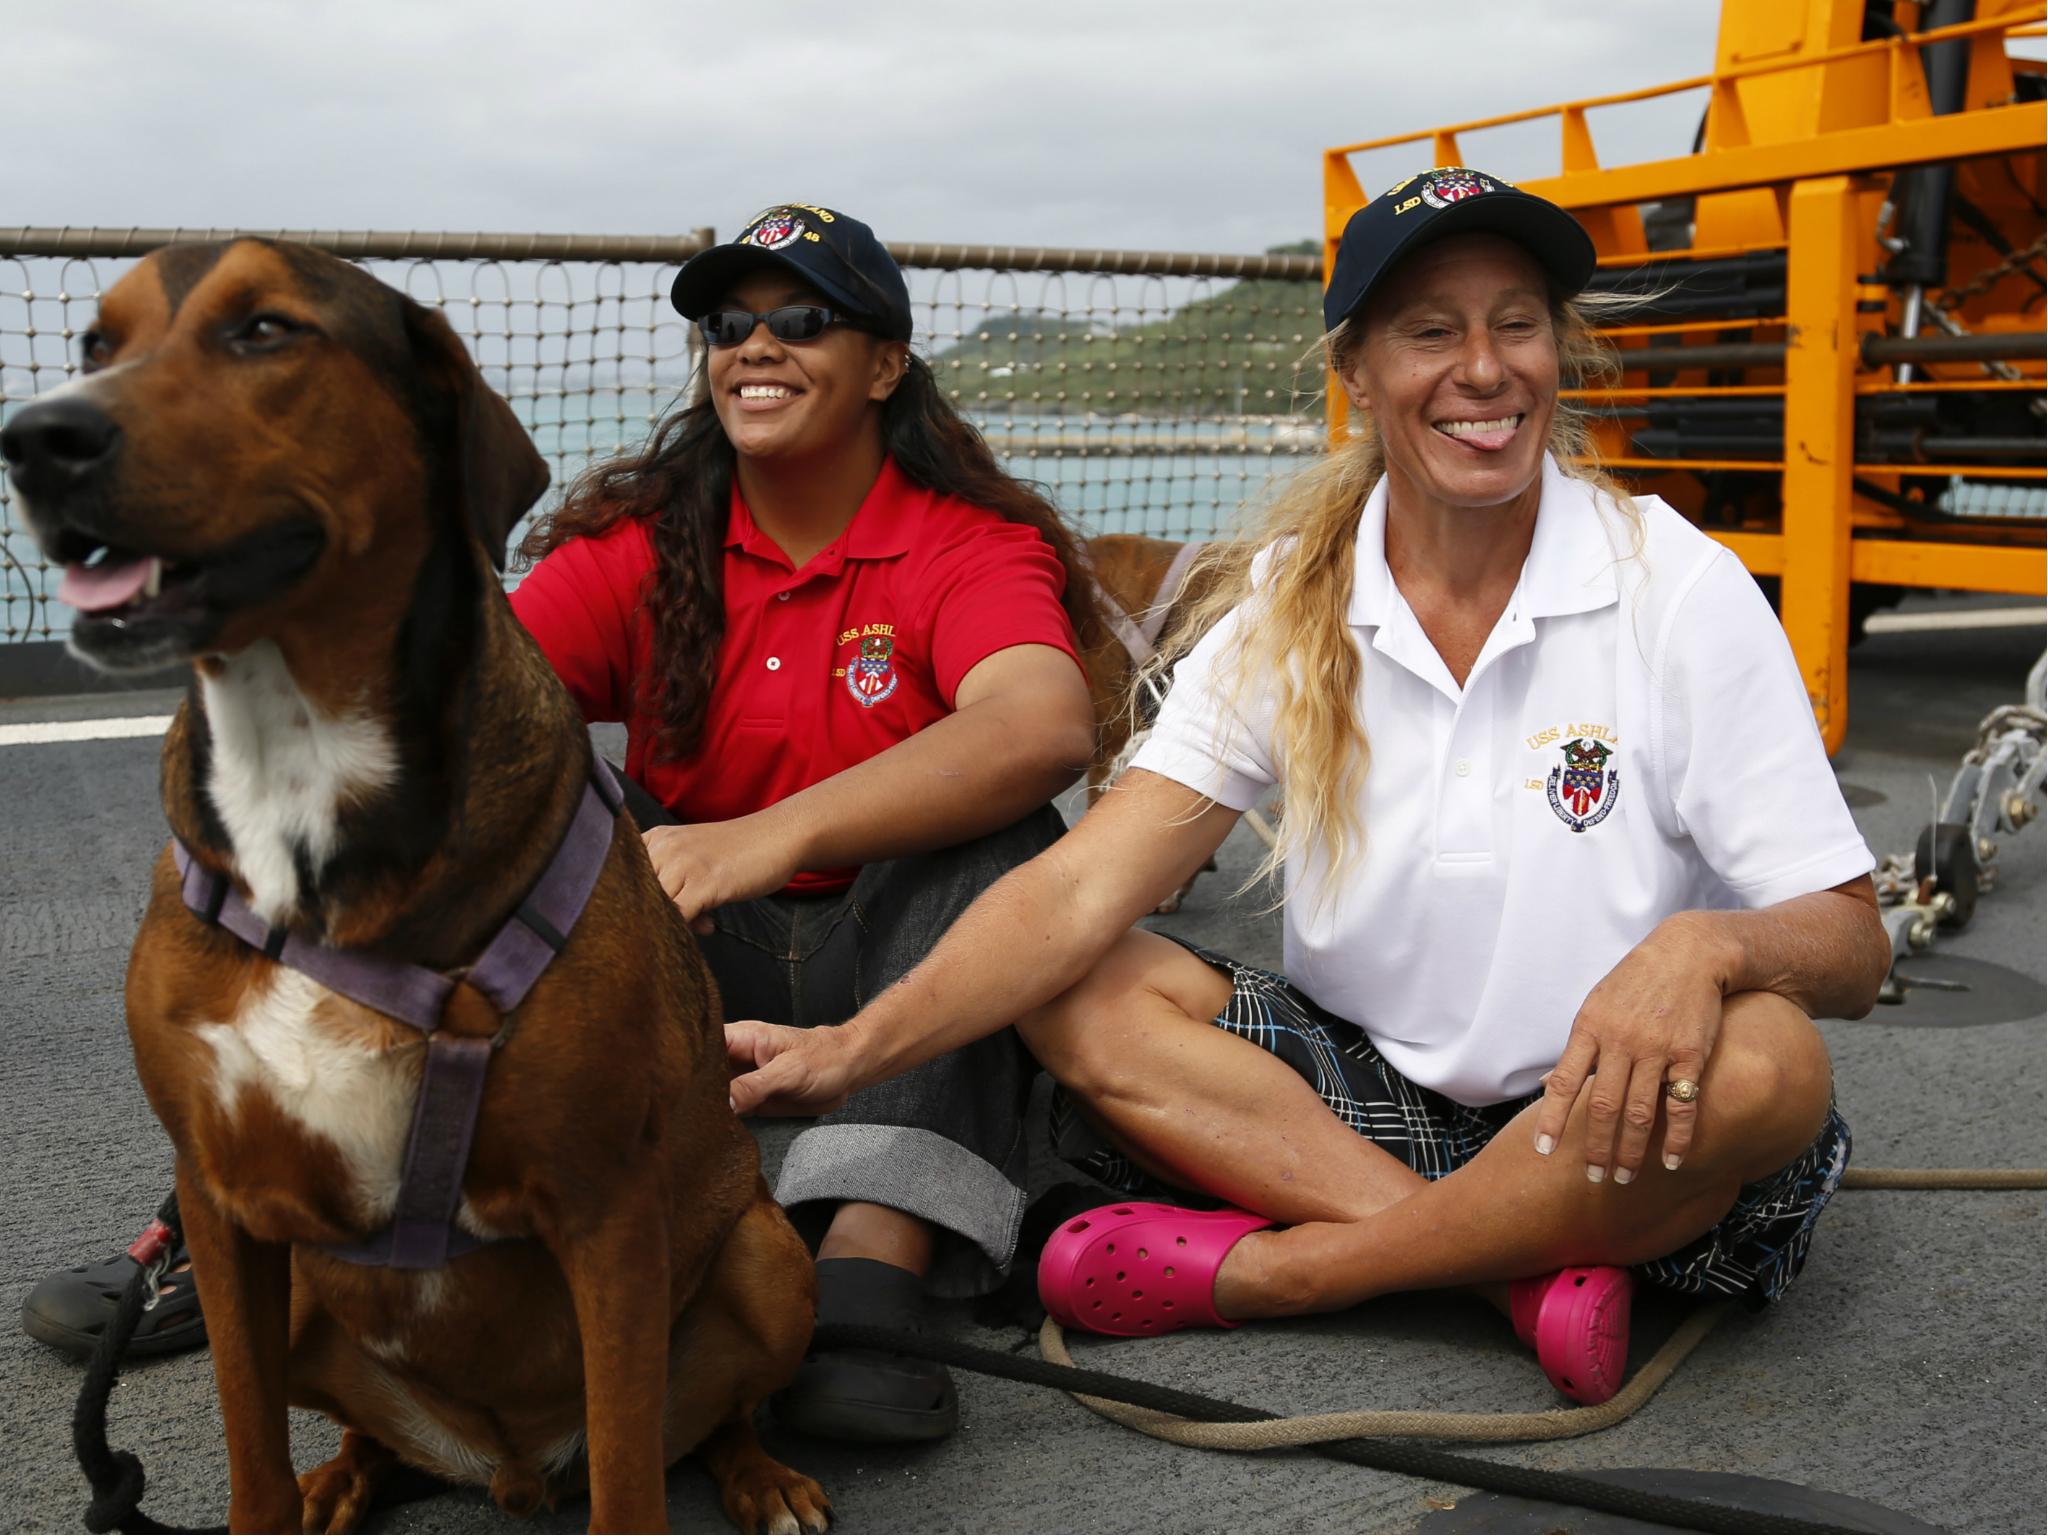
[508, 206, 1099, 1444]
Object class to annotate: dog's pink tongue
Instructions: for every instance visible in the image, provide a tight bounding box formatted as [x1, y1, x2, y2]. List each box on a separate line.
[58, 557, 153, 613]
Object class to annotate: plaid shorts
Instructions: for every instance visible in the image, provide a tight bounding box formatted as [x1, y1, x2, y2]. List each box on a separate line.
[1049, 938, 1851, 1310]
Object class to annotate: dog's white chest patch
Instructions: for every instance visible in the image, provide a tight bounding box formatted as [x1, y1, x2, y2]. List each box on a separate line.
[195, 968, 419, 1223]
[199, 642, 397, 924]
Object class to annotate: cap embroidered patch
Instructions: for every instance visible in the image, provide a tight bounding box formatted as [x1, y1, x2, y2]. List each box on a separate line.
[1419, 169, 1498, 209]
[742, 211, 806, 251]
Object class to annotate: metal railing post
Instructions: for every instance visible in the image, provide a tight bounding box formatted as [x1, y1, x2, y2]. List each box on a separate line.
[684, 227, 715, 389]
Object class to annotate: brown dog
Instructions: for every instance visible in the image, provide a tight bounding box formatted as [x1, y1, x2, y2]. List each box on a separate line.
[1079, 533, 1229, 913]
[1, 241, 826, 1535]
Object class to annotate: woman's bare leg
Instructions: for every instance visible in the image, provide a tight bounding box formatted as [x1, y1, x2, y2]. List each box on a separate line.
[1020, 931, 1832, 1320]
[1019, 930, 1509, 1303]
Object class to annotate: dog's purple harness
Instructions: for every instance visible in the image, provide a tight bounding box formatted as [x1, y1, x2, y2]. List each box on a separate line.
[170, 759, 625, 1269]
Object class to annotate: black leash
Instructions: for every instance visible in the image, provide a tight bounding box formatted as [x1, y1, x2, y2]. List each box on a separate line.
[73, 1223, 1855, 1535]
[813, 1322, 1858, 1536]
[72, 1191, 225, 1536]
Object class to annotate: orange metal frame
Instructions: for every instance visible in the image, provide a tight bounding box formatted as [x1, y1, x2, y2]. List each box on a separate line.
[1322, 0, 2047, 751]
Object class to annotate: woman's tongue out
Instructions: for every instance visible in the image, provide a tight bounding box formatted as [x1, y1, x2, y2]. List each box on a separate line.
[1435, 413, 1523, 452]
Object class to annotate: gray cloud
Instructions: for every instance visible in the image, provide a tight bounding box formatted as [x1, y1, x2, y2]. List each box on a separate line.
[15, 1, 1721, 251]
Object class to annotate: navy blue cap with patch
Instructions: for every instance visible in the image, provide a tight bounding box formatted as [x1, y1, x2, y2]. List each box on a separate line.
[1323, 167, 1597, 333]
[670, 205, 913, 341]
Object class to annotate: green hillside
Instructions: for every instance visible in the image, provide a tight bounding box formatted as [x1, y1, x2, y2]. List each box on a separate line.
[928, 242, 1326, 419]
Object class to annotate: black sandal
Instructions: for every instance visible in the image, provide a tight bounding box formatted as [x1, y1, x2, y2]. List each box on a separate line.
[773, 1257, 958, 1444]
[21, 1225, 208, 1360]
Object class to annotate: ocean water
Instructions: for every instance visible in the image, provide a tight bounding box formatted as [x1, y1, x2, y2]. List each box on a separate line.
[514, 396, 1311, 544]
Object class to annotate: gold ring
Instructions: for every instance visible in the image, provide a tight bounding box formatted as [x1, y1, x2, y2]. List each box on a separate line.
[1665, 1078, 1700, 1104]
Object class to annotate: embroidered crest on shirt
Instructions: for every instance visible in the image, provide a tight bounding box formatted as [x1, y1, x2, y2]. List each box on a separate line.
[1547, 737, 1619, 833]
[845, 633, 899, 707]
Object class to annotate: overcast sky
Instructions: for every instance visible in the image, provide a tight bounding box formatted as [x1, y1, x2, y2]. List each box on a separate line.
[15, 1, 1732, 254]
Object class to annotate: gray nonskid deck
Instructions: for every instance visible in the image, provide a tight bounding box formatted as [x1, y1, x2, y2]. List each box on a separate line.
[0, 614, 2041, 1533]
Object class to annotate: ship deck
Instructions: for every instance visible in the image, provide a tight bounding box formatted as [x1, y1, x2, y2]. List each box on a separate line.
[0, 604, 2041, 1534]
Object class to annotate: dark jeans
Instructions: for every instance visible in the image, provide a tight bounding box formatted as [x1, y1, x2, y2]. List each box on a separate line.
[620, 774, 1062, 1296]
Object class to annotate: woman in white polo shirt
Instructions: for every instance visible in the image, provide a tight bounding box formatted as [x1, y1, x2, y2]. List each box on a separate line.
[722, 168, 1892, 1406]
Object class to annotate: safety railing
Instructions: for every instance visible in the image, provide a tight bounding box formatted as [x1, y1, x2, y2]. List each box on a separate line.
[0, 232, 1326, 647]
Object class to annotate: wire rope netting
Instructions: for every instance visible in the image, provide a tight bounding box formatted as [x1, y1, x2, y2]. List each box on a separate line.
[0, 245, 1327, 645]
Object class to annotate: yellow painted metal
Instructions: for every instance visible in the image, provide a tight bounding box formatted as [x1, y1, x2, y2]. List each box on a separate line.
[1594, 240, 1786, 266]
[1598, 458, 1791, 471]
[1850, 540, 2048, 593]
[1322, 151, 1365, 445]
[1781, 177, 1862, 751]
[1517, 104, 2041, 211]
[1709, 536, 2047, 594]
[1321, 0, 2046, 749]
[1599, 316, 1789, 338]
[1565, 385, 1788, 399]
[1710, 532, 1789, 572]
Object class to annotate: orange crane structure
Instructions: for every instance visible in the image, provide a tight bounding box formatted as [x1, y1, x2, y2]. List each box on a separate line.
[1323, 0, 2046, 750]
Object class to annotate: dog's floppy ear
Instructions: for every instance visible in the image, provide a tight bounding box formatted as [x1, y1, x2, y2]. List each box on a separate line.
[402, 301, 551, 571]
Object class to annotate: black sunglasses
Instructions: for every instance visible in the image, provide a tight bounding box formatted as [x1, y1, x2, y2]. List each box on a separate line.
[696, 304, 866, 347]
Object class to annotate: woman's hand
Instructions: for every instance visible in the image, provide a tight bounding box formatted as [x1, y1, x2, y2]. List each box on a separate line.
[643, 814, 804, 933]
[1531, 914, 1730, 1184]
[725, 1020, 868, 1117]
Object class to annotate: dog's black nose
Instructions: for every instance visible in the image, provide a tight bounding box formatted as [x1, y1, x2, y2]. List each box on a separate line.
[0, 395, 121, 495]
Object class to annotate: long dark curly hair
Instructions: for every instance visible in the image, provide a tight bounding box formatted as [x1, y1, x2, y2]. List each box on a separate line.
[519, 354, 1107, 761]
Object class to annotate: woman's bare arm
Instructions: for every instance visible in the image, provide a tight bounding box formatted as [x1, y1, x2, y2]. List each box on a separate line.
[644, 643, 1094, 923]
[774, 642, 1096, 869]
[1533, 875, 1890, 1181]
[725, 768, 1242, 1114]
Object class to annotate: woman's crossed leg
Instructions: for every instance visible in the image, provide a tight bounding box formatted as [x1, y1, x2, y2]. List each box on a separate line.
[1020, 927, 1834, 1321]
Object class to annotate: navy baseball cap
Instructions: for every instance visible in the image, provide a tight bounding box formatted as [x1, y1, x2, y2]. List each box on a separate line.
[1323, 167, 1597, 333]
[670, 205, 913, 341]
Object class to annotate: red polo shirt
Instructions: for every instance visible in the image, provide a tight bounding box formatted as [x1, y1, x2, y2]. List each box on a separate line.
[509, 456, 1081, 893]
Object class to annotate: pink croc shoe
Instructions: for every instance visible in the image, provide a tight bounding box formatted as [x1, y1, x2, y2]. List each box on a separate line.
[1509, 1265, 1634, 1405]
[1038, 1201, 1274, 1337]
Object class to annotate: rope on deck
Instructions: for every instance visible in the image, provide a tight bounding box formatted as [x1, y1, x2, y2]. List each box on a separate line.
[1843, 1165, 2046, 1189]
[1038, 1302, 1728, 1448]
[822, 1317, 1843, 1533]
[1030, 1166, 2046, 1456]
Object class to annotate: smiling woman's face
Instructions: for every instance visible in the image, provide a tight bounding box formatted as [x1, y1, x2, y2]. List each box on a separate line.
[703, 270, 905, 464]
[1337, 233, 1559, 514]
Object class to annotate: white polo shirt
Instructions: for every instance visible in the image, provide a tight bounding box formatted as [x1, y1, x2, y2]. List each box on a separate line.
[1132, 455, 1873, 1106]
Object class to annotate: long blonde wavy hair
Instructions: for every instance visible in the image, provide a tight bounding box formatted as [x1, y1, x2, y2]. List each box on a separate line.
[1143, 288, 1642, 897]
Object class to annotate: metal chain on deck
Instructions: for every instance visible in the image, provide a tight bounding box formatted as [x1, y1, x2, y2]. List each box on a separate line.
[1929, 230, 2048, 314]
[1924, 232, 2048, 385]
